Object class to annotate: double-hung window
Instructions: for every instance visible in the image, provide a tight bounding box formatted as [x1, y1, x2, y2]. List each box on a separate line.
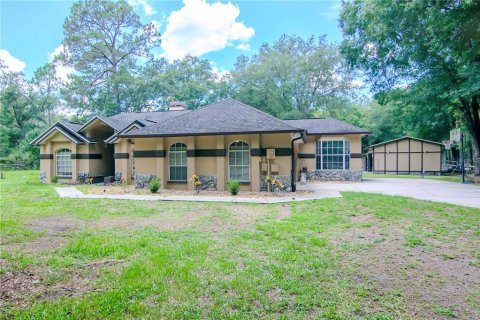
[169, 143, 187, 181]
[228, 141, 250, 182]
[56, 149, 72, 177]
[316, 140, 350, 170]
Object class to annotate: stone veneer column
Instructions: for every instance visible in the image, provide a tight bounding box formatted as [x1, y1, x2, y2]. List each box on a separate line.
[251, 134, 261, 192]
[216, 136, 225, 191]
[187, 136, 196, 191]
[156, 138, 166, 188]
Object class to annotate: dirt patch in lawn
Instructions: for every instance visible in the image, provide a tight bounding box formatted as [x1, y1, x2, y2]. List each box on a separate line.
[2, 216, 86, 255]
[0, 259, 124, 309]
[4, 235, 68, 254]
[276, 205, 291, 220]
[28, 216, 86, 234]
[337, 215, 480, 319]
[14, 204, 269, 233]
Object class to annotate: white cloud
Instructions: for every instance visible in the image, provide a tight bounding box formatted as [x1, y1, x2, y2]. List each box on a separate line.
[128, 0, 156, 16]
[236, 43, 251, 51]
[48, 45, 75, 82]
[319, 1, 341, 20]
[161, 0, 255, 61]
[0, 49, 26, 72]
[212, 66, 230, 80]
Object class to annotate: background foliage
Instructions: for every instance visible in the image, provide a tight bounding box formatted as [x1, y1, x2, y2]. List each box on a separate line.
[1, 0, 477, 173]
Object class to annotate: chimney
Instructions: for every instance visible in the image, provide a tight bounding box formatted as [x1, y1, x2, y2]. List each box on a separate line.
[169, 101, 187, 111]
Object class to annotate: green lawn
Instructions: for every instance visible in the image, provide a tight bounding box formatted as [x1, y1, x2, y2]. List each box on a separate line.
[362, 172, 465, 183]
[1, 171, 479, 319]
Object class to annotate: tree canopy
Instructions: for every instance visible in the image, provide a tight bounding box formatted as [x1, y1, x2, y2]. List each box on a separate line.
[340, 0, 480, 174]
[230, 34, 358, 119]
[62, 0, 160, 115]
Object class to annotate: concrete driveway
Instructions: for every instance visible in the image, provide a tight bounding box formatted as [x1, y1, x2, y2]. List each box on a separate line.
[298, 178, 480, 209]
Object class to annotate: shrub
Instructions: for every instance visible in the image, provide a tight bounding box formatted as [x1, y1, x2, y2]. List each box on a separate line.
[148, 176, 160, 193]
[227, 179, 240, 195]
[51, 176, 58, 184]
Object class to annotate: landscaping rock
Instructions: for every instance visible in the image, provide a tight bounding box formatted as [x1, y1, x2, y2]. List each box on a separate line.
[134, 174, 156, 189]
[77, 172, 89, 184]
[40, 171, 47, 183]
[199, 175, 216, 190]
[260, 175, 291, 192]
[114, 171, 123, 182]
[306, 170, 362, 181]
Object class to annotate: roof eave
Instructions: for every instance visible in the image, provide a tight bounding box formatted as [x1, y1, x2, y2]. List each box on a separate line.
[368, 136, 442, 148]
[119, 129, 304, 138]
[30, 122, 93, 145]
[77, 116, 119, 132]
[305, 131, 372, 136]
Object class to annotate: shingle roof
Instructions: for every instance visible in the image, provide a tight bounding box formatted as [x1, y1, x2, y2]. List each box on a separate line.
[120, 99, 304, 137]
[109, 110, 190, 127]
[284, 118, 370, 135]
[32, 100, 371, 145]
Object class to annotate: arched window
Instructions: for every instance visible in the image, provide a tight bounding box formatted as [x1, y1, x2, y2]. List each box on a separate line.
[229, 141, 250, 182]
[56, 149, 72, 177]
[169, 143, 187, 181]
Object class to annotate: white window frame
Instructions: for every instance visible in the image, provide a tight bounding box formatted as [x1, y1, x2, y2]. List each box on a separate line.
[316, 139, 350, 170]
[168, 142, 187, 181]
[55, 148, 72, 177]
[228, 141, 250, 182]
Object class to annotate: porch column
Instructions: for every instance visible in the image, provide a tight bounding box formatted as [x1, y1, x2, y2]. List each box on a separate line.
[216, 135, 225, 191]
[156, 138, 166, 188]
[251, 134, 261, 192]
[187, 136, 196, 191]
[45, 142, 53, 182]
[71, 142, 79, 181]
[114, 139, 131, 182]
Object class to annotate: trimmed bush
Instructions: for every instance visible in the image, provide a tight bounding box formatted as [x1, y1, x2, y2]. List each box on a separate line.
[148, 176, 160, 193]
[51, 176, 58, 184]
[227, 179, 240, 195]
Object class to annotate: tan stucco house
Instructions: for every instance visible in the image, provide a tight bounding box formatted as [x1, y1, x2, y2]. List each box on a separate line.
[31, 99, 370, 192]
[365, 136, 442, 174]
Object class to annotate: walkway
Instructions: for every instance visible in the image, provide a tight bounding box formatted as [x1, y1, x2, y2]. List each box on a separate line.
[298, 178, 480, 209]
[55, 187, 341, 204]
[55, 178, 480, 208]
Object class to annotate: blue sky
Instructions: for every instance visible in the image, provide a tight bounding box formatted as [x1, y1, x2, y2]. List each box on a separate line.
[0, 0, 343, 79]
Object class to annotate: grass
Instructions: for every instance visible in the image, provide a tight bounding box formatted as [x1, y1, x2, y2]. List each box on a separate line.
[1, 170, 479, 319]
[362, 172, 471, 183]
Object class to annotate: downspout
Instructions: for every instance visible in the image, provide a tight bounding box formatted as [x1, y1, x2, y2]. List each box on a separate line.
[291, 131, 305, 192]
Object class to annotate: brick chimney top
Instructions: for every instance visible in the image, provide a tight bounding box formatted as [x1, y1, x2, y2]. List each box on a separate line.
[169, 101, 187, 111]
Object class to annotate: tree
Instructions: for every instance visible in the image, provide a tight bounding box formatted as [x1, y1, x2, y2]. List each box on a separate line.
[62, 0, 160, 115]
[32, 63, 63, 126]
[0, 69, 43, 168]
[139, 56, 231, 110]
[230, 34, 358, 119]
[340, 0, 480, 175]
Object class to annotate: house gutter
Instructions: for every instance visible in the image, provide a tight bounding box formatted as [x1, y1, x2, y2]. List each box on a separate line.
[290, 131, 305, 192]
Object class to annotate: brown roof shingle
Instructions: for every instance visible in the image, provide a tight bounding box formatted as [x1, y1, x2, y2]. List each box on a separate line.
[284, 118, 370, 135]
[120, 99, 303, 137]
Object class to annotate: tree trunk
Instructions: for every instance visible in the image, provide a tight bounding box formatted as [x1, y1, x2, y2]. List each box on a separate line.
[459, 95, 480, 176]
